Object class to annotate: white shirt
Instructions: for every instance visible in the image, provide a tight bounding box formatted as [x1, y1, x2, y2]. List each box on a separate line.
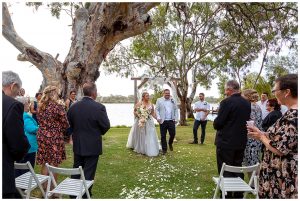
[193, 100, 210, 121]
[163, 98, 173, 120]
[257, 100, 269, 120]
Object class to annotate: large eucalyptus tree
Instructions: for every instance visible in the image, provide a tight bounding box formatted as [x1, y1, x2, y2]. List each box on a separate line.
[2, 2, 158, 98]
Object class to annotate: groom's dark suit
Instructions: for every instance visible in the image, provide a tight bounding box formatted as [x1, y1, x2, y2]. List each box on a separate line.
[67, 97, 110, 197]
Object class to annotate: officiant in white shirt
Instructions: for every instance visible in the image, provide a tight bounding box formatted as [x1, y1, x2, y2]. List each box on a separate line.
[190, 93, 210, 145]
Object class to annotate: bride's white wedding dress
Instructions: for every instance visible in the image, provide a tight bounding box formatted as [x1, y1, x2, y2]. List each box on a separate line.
[126, 105, 161, 157]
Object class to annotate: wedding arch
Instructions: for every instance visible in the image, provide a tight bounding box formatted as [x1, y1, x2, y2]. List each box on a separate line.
[131, 76, 180, 104]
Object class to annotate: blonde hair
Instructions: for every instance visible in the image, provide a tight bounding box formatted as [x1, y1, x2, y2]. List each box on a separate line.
[242, 89, 259, 102]
[141, 91, 149, 101]
[39, 86, 59, 111]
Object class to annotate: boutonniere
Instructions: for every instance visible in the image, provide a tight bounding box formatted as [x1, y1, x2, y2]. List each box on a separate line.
[204, 102, 207, 105]
[171, 98, 175, 104]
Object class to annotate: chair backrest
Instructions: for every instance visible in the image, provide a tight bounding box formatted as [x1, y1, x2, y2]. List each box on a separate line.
[45, 163, 89, 198]
[46, 163, 82, 176]
[45, 163, 87, 183]
[221, 163, 260, 174]
[14, 161, 34, 171]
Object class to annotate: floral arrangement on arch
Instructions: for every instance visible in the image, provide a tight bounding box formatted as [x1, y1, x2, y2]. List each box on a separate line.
[137, 106, 151, 127]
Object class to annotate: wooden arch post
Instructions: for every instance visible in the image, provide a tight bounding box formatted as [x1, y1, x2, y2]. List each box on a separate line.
[131, 77, 150, 104]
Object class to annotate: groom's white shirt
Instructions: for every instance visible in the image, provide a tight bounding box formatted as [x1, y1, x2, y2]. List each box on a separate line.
[155, 97, 179, 124]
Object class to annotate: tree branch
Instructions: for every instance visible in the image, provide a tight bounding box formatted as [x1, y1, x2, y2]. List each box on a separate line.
[2, 2, 62, 87]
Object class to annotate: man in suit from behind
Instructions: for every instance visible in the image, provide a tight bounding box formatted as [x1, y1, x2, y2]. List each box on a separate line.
[2, 71, 30, 198]
[213, 80, 251, 198]
[67, 82, 110, 198]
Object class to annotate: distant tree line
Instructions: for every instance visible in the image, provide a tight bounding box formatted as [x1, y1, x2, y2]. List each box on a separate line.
[97, 95, 135, 103]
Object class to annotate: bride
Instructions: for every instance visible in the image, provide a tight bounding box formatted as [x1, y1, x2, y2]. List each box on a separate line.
[126, 91, 160, 157]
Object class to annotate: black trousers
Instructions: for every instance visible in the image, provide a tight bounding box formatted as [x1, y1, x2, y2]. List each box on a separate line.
[216, 147, 245, 198]
[2, 192, 22, 199]
[193, 120, 207, 143]
[159, 120, 176, 152]
[71, 154, 99, 198]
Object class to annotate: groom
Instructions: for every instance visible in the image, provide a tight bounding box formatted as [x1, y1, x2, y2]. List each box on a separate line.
[155, 89, 179, 155]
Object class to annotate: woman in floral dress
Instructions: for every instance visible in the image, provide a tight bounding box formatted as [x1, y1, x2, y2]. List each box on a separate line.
[36, 86, 69, 187]
[242, 89, 263, 167]
[247, 74, 298, 198]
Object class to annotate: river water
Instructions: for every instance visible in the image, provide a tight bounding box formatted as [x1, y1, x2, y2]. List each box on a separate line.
[104, 103, 218, 127]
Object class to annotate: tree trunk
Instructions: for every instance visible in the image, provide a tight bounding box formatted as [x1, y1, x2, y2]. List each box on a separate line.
[2, 2, 158, 99]
[179, 96, 188, 126]
[187, 80, 199, 118]
[176, 78, 189, 126]
[186, 98, 194, 119]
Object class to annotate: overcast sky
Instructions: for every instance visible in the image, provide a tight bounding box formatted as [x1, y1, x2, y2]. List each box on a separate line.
[1, 2, 287, 99]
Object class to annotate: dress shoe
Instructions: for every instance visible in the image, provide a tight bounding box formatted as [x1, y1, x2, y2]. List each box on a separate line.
[169, 144, 173, 151]
[162, 150, 167, 155]
[189, 141, 198, 144]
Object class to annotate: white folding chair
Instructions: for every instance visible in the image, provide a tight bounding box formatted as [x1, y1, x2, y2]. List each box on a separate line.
[14, 161, 49, 198]
[45, 163, 94, 199]
[212, 163, 259, 199]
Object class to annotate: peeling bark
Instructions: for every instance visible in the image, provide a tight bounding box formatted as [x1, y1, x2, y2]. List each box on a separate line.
[2, 3, 63, 90]
[3, 2, 158, 98]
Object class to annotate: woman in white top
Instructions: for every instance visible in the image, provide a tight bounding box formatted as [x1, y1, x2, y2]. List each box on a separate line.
[126, 92, 160, 156]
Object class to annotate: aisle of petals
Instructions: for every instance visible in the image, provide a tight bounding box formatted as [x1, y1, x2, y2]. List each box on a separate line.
[119, 156, 207, 198]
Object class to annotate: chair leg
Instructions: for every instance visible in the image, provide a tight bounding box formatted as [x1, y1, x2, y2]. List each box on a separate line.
[45, 178, 52, 199]
[16, 188, 26, 199]
[221, 189, 225, 199]
[37, 181, 46, 198]
[26, 189, 32, 199]
[213, 185, 219, 199]
[86, 188, 91, 199]
[254, 176, 259, 199]
[25, 176, 33, 199]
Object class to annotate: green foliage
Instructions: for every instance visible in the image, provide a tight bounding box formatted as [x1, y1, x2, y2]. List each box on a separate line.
[213, 2, 298, 97]
[265, 50, 298, 86]
[216, 73, 229, 101]
[26, 2, 83, 19]
[151, 85, 163, 104]
[242, 72, 272, 97]
[104, 2, 297, 101]
[97, 95, 135, 103]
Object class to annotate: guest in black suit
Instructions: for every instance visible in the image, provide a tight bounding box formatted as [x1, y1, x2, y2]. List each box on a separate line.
[262, 98, 282, 131]
[2, 71, 30, 198]
[67, 82, 110, 198]
[213, 80, 251, 198]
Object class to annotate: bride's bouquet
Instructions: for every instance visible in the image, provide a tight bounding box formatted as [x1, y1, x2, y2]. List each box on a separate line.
[137, 106, 151, 128]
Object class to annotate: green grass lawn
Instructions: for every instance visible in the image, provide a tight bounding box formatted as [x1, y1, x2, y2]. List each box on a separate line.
[33, 120, 220, 198]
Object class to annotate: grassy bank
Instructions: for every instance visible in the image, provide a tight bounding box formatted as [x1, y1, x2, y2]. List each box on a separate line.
[34, 120, 220, 198]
